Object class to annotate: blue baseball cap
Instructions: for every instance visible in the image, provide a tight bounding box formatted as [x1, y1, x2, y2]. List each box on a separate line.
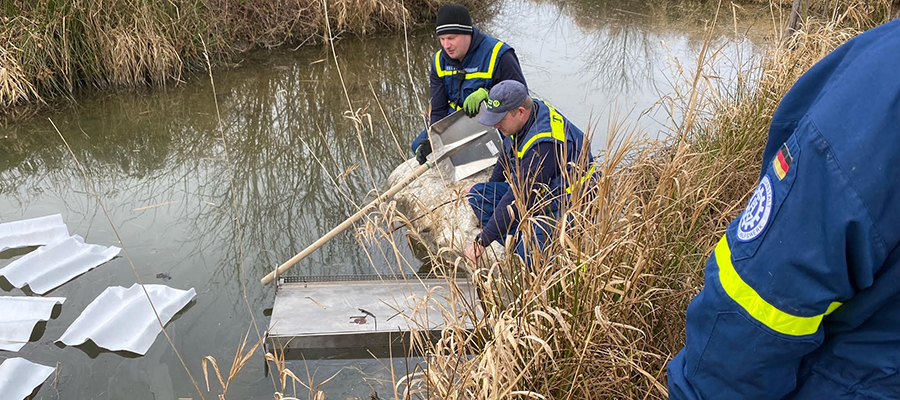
[478, 80, 528, 127]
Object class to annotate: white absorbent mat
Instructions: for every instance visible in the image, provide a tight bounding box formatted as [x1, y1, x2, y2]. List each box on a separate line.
[0, 235, 120, 294]
[0, 357, 55, 400]
[0, 214, 69, 253]
[0, 296, 66, 352]
[58, 283, 196, 355]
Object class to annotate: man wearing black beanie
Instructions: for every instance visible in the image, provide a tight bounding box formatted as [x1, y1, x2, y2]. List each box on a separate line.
[412, 3, 527, 164]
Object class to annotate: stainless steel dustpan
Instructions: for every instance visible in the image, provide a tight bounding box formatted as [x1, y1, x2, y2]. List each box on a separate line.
[428, 105, 502, 181]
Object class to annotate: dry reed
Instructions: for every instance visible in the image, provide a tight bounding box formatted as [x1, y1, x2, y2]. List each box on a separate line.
[0, 0, 463, 114]
[371, 7, 887, 400]
[187, 1, 891, 399]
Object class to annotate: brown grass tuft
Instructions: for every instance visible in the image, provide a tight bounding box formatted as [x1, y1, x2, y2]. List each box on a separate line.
[0, 0, 466, 113]
[373, 7, 884, 400]
[0, 44, 40, 107]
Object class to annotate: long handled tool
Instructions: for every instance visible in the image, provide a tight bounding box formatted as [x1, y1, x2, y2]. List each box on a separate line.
[260, 108, 501, 285]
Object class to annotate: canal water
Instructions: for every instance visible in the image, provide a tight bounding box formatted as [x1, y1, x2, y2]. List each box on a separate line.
[0, 0, 766, 398]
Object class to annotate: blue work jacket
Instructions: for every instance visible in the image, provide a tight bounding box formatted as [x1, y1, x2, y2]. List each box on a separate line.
[476, 98, 595, 245]
[428, 27, 524, 124]
[667, 19, 900, 400]
[501, 99, 594, 201]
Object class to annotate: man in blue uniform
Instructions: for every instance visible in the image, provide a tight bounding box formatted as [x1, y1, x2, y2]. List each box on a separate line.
[412, 3, 527, 164]
[668, 19, 900, 399]
[463, 80, 595, 265]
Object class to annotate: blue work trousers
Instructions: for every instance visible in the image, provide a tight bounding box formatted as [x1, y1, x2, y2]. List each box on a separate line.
[467, 182, 555, 266]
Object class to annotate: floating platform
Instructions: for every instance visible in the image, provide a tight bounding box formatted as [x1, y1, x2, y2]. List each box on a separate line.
[266, 274, 479, 357]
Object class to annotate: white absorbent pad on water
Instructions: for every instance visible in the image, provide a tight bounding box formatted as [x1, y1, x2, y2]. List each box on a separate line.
[0, 357, 55, 400]
[0, 235, 121, 294]
[58, 283, 196, 355]
[0, 296, 66, 352]
[0, 214, 69, 253]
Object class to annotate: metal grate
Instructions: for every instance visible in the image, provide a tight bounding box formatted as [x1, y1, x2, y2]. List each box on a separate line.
[280, 272, 469, 284]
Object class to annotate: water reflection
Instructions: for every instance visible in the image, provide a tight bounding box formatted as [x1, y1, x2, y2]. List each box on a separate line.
[485, 0, 766, 144]
[0, 0, 765, 397]
[0, 31, 439, 281]
[0, 31, 440, 399]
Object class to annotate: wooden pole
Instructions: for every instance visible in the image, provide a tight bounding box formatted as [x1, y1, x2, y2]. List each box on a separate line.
[786, 0, 804, 38]
[260, 162, 432, 285]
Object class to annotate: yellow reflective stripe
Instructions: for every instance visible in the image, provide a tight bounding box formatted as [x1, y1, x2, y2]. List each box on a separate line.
[566, 163, 596, 194]
[517, 106, 565, 158]
[517, 132, 558, 158]
[435, 51, 456, 78]
[435, 41, 504, 79]
[715, 235, 842, 336]
[465, 41, 504, 79]
[448, 101, 462, 110]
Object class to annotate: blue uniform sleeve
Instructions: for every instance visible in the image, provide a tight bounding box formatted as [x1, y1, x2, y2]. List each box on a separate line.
[667, 119, 888, 399]
[478, 142, 560, 244]
[429, 60, 450, 126]
[493, 50, 526, 88]
[476, 185, 515, 245]
[488, 157, 506, 183]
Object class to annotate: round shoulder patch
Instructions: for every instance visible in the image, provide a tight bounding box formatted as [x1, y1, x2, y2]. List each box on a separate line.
[737, 176, 773, 242]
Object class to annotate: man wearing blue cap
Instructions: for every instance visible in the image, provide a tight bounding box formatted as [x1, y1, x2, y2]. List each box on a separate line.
[464, 80, 595, 265]
[411, 3, 527, 165]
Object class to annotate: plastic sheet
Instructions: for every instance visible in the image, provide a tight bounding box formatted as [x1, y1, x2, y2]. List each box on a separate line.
[58, 283, 196, 355]
[0, 357, 55, 400]
[0, 214, 69, 253]
[0, 296, 66, 352]
[0, 235, 120, 294]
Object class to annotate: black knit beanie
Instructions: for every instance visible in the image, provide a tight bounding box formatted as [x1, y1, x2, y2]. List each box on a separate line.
[435, 4, 473, 35]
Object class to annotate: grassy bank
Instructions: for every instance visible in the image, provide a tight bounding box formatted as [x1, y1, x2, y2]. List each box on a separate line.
[0, 0, 465, 114]
[5, 0, 892, 119]
[363, 4, 893, 400]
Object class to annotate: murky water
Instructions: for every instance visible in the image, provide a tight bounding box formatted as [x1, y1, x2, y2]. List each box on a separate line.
[0, 0, 766, 398]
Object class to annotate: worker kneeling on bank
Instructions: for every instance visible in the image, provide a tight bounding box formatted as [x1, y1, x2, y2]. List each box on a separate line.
[464, 80, 597, 266]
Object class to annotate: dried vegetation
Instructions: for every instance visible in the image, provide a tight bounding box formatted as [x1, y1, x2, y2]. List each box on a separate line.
[0, 0, 460, 113]
[359, 4, 892, 400]
[246, 2, 894, 399]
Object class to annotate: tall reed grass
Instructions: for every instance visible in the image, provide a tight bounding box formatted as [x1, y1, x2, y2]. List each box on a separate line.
[187, 1, 892, 399]
[0, 0, 463, 114]
[370, 6, 891, 400]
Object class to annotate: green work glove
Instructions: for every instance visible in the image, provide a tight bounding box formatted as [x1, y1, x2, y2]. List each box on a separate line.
[463, 87, 489, 117]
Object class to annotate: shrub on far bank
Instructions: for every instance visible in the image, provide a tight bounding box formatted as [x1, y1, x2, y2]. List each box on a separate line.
[0, 0, 478, 112]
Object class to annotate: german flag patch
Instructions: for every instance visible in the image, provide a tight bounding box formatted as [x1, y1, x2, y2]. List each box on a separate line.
[773, 143, 793, 180]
